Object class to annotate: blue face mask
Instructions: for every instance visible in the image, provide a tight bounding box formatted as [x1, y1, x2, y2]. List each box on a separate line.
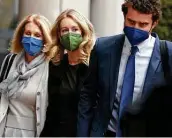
[22, 36, 43, 56]
[123, 26, 149, 46]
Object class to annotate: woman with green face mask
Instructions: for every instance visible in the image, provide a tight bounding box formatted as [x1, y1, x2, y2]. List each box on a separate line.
[40, 9, 96, 137]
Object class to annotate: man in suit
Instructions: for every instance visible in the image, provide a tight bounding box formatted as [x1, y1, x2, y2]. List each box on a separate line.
[77, 0, 172, 137]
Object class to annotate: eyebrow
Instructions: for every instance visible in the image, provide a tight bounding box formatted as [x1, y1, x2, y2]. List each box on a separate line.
[127, 18, 136, 22]
[24, 29, 42, 34]
[139, 22, 149, 24]
[61, 27, 68, 29]
[127, 18, 149, 24]
[61, 25, 79, 29]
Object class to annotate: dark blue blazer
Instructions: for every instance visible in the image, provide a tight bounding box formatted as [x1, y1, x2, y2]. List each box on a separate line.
[77, 33, 172, 137]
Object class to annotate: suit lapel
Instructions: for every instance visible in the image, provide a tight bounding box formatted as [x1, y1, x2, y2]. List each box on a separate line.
[142, 34, 161, 98]
[110, 35, 125, 110]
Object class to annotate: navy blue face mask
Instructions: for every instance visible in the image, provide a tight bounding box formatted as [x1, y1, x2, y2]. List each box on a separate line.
[22, 36, 43, 56]
[123, 26, 149, 46]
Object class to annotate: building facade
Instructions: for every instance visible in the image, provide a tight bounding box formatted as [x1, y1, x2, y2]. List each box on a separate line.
[0, 0, 124, 65]
[19, 0, 124, 37]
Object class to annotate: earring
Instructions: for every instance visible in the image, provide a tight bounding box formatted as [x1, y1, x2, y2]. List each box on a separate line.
[42, 44, 48, 52]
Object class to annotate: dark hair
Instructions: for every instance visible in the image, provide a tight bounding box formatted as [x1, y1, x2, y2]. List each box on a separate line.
[122, 0, 162, 22]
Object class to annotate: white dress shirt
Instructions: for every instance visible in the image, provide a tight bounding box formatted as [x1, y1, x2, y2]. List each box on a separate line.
[116, 35, 156, 103]
[108, 35, 156, 132]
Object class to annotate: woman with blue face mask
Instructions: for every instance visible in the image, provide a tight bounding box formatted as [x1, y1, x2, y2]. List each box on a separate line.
[40, 9, 96, 137]
[0, 14, 57, 137]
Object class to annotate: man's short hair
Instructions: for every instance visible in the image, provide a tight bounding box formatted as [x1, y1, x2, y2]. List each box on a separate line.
[122, 0, 162, 22]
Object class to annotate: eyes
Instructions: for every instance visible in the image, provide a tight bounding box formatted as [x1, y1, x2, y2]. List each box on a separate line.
[60, 26, 81, 35]
[139, 23, 149, 28]
[128, 19, 135, 26]
[24, 30, 43, 39]
[127, 19, 149, 28]
[61, 28, 79, 33]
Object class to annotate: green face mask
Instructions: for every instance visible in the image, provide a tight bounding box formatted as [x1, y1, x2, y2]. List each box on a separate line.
[60, 32, 83, 51]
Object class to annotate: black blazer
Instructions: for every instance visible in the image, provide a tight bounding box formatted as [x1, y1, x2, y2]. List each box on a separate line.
[40, 55, 88, 137]
[120, 83, 172, 137]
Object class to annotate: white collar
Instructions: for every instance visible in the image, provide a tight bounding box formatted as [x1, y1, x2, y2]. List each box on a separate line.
[124, 35, 155, 53]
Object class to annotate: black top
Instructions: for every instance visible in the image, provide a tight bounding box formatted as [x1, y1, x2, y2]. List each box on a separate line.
[40, 54, 88, 137]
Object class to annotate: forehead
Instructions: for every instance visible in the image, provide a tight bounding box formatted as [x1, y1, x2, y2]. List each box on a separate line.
[60, 17, 79, 28]
[126, 6, 153, 23]
[24, 22, 42, 32]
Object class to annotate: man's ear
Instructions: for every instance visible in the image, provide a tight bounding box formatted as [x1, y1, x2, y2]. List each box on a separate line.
[152, 21, 158, 30]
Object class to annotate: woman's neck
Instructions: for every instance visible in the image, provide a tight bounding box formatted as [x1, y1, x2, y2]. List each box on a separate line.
[25, 53, 36, 63]
[67, 50, 81, 65]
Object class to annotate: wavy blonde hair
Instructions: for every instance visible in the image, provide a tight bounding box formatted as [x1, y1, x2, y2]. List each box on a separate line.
[51, 9, 96, 65]
[11, 14, 57, 60]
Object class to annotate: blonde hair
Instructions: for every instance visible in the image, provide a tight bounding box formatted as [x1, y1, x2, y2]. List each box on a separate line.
[11, 14, 57, 60]
[51, 9, 96, 65]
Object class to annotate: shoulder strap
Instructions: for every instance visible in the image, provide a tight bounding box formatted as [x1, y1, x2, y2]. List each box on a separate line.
[0, 54, 11, 82]
[0, 53, 16, 82]
[160, 40, 171, 83]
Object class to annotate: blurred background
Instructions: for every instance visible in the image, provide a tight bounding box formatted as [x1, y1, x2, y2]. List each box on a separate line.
[0, 0, 171, 66]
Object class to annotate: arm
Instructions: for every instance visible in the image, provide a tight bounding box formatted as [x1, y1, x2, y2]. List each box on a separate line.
[77, 39, 99, 137]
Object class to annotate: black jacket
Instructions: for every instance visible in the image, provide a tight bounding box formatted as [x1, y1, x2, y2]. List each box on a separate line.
[120, 83, 172, 137]
[40, 55, 88, 137]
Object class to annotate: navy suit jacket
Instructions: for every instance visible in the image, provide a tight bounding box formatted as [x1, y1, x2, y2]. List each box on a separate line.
[77, 33, 172, 137]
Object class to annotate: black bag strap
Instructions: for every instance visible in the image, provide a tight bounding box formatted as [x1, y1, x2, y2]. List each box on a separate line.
[160, 40, 171, 83]
[0, 53, 16, 83]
